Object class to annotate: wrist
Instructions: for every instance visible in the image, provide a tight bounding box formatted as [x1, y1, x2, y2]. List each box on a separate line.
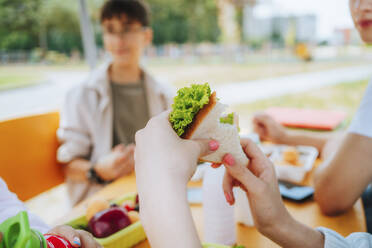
[87, 164, 112, 185]
[277, 130, 290, 144]
[259, 209, 293, 239]
[262, 211, 324, 248]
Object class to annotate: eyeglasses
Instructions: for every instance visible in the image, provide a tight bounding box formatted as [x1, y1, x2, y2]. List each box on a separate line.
[103, 27, 147, 39]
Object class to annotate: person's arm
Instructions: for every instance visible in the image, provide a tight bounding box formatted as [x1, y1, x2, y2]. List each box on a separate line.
[58, 88, 135, 183]
[0, 178, 50, 234]
[280, 130, 329, 153]
[138, 172, 201, 248]
[64, 159, 91, 182]
[219, 139, 325, 248]
[313, 133, 372, 215]
[253, 114, 340, 159]
[65, 144, 135, 182]
[0, 178, 101, 247]
[135, 111, 217, 248]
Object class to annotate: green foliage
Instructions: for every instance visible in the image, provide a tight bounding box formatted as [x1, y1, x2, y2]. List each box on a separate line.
[0, 0, 221, 53]
[148, 0, 220, 44]
[0, 0, 41, 50]
[170, 83, 211, 137]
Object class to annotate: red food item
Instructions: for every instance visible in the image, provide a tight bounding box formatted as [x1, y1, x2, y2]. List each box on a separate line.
[135, 194, 139, 204]
[88, 206, 131, 238]
[124, 204, 135, 212]
[44, 234, 74, 248]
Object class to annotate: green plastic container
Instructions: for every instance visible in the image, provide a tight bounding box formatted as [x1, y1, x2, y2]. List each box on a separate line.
[66, 193, 146, 248]
[0, 211, 47, 248]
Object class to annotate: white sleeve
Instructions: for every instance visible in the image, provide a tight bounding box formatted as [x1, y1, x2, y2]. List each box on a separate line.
[317, 227, 372, 248]
[57, 86, 96, 163]
[0, 178, 50, 234]
[348, 81, 372, 138]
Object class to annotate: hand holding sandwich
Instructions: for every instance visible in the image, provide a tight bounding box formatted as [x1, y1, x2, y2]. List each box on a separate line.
[135, 110, 218, 248]
[135, 110, 219, 186]
[220, 139, 325, 248]
[136, 83, 325, 248]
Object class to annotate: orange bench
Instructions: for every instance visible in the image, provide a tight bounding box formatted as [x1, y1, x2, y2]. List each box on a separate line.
[0, 112, 64, 201]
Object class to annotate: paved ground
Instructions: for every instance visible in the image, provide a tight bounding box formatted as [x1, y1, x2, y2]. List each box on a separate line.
[0, 71, 87, 120]
[215, 64, 372, 105]
[1, 64, 371, 121]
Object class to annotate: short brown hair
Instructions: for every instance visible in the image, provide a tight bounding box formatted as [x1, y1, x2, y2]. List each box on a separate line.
[100, 0, 150, 26]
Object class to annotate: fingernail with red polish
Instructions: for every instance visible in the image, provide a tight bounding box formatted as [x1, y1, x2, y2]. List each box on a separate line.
[209, 140, 219, 151]
[224, 192, 232, 204]
[224, 154, 235, 166]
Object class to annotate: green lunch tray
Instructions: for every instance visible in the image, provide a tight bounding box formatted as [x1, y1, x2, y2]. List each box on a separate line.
[66, 193, 242, 248]
[66, 193, 146, 248]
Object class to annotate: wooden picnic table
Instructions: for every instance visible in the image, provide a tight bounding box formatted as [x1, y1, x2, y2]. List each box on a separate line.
[62, 161, 366, 248]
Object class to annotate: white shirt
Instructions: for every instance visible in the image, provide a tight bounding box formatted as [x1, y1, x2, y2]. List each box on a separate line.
[56, 60, 174, 206]
[349, 80, 372, 138]
[0, 178, 50, 234]
[318, 227, 372, 248]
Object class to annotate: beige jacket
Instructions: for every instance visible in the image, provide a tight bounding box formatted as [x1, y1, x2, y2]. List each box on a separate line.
[57, 61, 173, 206]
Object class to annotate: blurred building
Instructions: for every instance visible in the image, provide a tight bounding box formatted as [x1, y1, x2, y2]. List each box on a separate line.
[243, 10, 317, 45]
[331, 28, 362, 46]
[218, 0, 241, 44]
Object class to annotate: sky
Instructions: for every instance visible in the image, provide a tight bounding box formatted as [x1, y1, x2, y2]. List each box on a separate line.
[254, 0, 354, 40]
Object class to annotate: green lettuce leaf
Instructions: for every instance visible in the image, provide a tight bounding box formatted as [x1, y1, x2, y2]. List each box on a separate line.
[220, 113, 234, 125]
[170, 83, 211, 136]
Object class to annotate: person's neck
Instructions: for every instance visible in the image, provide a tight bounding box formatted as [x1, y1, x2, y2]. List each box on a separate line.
[110, 62, 142, 84]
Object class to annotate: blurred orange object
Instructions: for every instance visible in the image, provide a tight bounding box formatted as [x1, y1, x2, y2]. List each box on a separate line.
[0, 112, 64, 201]
[265, 107, 347, 131]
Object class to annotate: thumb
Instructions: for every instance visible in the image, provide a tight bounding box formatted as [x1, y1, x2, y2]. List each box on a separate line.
[192, 139, 220, 158]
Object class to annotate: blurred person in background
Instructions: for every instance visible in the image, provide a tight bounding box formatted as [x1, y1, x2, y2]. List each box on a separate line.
[57, 0, 173, 206]
[252, 0, 372, 232]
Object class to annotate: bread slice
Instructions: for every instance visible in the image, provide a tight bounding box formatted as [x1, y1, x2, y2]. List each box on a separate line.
[183, 92, 249, 167]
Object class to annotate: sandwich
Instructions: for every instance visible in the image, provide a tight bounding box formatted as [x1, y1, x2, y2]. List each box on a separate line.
[170, 83, 248, 167]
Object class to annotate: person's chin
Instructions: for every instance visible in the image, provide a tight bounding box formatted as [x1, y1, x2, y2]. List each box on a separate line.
[113, 55, 132, 65]
[360, 32, 372, 44]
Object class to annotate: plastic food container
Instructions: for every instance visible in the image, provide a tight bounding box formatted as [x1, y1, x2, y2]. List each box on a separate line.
[266, 145, 318, 183]
[66, 193, 146, 248]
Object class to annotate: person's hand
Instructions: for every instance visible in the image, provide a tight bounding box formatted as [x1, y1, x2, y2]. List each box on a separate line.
[47, 225, 102, 248]
[94, 144, 135, 181]
[135, 111, 218, 248]
[135, 110, 219, 185]
[220, 139, 291, 236]
[253, 113, 287, 143]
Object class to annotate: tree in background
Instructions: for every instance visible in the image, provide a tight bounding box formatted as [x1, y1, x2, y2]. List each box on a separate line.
[148, 0, 220, 45]
[39, 0, 82, 54]
[217, 0, 240, 44]
[0, 0, 221, 53]
[0, 0, 41, 50]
